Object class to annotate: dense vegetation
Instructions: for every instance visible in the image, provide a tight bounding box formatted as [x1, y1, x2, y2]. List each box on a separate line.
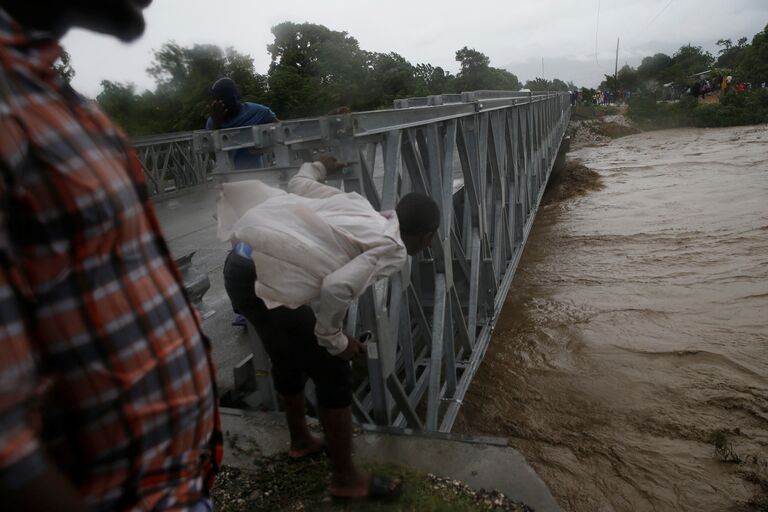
[74, 21, 767, 136]
[93, 22, 577, 137]
[627, 89, 768, 129]
[578, 23, 768, 130]
[592, 23, 768, 94]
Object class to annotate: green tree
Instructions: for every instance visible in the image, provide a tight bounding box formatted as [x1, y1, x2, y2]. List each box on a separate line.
[97, 81, 144, 135]
[367, 52, 426, 108]
[524, 77, 549, 91]
[414, 63, 455, 95]
[637, 53, 674, 86]
[98, 42, 268, 135]
[524, 77, 571, 92]
[223, 47, 269, 102]
[601, 65, 640, 92]
[489, 67, 523, 91]
[455, 47, 490, 73]
[737, 24, 768, 84]
[550, 78, 572, 91]
[716, 37, 749, 69]
[53, 50, 75, 83]
[667, 45, 714, 82]
[97, 81, 178, 136]
[97, 81, 136, 126]
[619, 65, 639, 91]
[580, 86, 597, 103]
[147, 42, 269, 131]
[266, 22, 370, 116]
[454, 47, 521, 92]
[96, 24, 581, 137]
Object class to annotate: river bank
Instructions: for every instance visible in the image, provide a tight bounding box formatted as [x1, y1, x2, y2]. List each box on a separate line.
[210, 409, 560, 511]
[567, 105, 641, 147]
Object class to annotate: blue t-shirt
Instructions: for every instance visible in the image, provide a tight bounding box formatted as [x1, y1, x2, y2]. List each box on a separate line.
[205, 102, 277, 170]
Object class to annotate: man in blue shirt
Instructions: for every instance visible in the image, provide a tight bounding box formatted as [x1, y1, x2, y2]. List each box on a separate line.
[205, 77, 278, 170]
[207, 77, 278, 327]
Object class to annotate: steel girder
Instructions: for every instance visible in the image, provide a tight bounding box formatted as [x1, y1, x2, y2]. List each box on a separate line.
[133, 131, 212, 196]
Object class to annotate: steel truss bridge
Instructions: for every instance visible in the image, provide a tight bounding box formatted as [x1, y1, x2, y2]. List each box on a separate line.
[134, 90, 572, 432]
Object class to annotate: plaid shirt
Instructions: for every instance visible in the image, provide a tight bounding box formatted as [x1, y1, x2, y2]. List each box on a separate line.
[0, 10, 221, 511]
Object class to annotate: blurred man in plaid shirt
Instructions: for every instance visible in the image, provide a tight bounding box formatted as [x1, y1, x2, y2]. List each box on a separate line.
[0, 1, 221, 510]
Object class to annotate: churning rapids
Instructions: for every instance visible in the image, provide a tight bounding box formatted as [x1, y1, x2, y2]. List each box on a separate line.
[457, 125, 768, 512]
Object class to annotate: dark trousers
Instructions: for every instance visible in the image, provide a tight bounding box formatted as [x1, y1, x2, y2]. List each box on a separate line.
[223, 252, 351, 409]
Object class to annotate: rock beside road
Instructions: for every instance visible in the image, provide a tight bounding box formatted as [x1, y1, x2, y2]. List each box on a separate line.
[568, 106, 641, 149]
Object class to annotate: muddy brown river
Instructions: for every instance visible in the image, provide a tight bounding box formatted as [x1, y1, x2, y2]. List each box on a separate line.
[456, 125, 768, 511]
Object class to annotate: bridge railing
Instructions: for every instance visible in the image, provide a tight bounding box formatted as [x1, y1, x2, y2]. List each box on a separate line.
[138, 90, 571, 432]
[133, 131, 213, 197]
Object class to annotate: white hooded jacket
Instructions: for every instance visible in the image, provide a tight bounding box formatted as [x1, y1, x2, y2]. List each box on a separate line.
[217, 161, 407, 355]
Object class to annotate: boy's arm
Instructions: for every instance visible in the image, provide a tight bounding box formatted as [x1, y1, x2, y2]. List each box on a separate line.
[315, 241, 406, 356]
[287, 156, 348, 199]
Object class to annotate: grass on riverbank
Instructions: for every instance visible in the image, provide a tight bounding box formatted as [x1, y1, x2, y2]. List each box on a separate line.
[211, 454, 531, 512]
[627, 89, 768, 130]
[571, 104, 620, 120]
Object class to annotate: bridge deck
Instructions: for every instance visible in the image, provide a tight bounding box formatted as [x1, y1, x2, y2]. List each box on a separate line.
[153, 185, 245, 392]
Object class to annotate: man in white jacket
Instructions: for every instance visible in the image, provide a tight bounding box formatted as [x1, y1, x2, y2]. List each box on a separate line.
[219, 155, 439, 501]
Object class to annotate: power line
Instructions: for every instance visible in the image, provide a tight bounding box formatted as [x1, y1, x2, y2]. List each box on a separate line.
[626, 0, 675, 42]
[646, 0, 675, 30]
[594, 0, 601, 67]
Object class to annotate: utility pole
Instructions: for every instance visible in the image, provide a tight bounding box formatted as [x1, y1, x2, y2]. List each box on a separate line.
[541, 57, 545, 79]
[614, 37, 620, 92]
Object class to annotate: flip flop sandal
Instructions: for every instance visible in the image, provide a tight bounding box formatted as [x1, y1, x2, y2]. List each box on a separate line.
[287, 443, 328, 461]
[331, 475, 403, 502]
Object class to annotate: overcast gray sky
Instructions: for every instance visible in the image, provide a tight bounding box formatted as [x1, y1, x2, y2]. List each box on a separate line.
[63, 0, 767, 97]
